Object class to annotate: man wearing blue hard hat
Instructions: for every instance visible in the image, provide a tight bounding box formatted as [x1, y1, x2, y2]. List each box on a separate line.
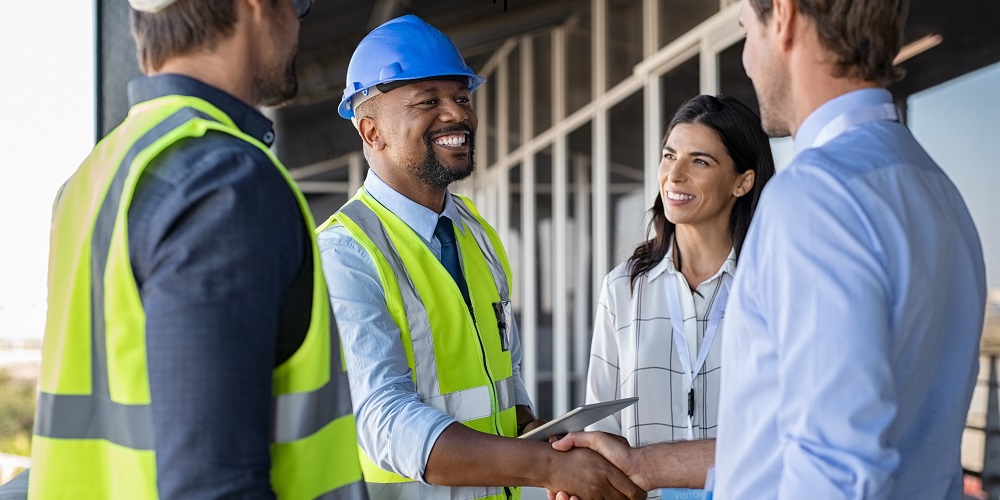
[27, 0, 366, 498]
[317, 14, 645, 500]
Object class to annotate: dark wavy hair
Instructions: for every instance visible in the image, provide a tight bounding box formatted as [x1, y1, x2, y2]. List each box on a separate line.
[627, 95, 776, 291]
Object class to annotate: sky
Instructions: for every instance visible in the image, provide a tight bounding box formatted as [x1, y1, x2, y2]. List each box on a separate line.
[0, 6, 995, 343]
[0, 3, 95, 341]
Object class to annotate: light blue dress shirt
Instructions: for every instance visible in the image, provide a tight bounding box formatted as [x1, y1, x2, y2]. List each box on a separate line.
[317, 170, 532, 482]
[715, 89, 987, 499]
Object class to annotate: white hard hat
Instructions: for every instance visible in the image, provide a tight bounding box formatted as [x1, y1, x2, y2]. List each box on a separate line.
[128, 0, 178, 13]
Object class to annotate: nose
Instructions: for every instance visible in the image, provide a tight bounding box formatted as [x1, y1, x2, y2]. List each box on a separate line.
[439, 100, 469, 123]
[659, 159, 686, 185]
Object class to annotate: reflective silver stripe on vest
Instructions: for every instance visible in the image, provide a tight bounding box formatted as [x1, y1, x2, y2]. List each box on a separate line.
[452, 198, 509, 301]
[316, 479, 370, 500]
[421, 377, 515, 424]
[494, 377, 516, 414]
[423, 385, 492, 422]
[367, 481, 504, 500]
[271, 319, 355, 443]
[35, 107, 214, 450]
[339, 201, 441, 399]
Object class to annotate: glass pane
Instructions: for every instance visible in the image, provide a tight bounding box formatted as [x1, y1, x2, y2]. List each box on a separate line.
[534, 146, 555, 419]
[568, 123, 593, 407]
[608, 91, 647, 269]
[533, 32, 553, 134]
[508, 46, 522, 154]
[718, 40, 759, 114]
[660, 56, 700, 136]
[566, 5, 592, 115]
[607, 0, 643, 90]
[507, 163, 523, 315]
[484, 80, 498, 166]
[660, 0, 718, 48]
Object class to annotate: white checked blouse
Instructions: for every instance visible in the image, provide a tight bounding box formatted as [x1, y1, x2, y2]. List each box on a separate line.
[586, 243, 735, 447]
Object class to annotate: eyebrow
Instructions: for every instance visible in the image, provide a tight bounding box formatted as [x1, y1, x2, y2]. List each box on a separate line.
[664, 146, 721, 165]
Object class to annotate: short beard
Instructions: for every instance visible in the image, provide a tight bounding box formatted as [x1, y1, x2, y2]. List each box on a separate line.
[255, 57, 299, 108]
[413, 126, 476, 189]
[755, 67, 792, 138]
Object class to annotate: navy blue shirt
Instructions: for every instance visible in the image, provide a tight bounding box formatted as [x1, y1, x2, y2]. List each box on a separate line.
[127, 74, 310, 499]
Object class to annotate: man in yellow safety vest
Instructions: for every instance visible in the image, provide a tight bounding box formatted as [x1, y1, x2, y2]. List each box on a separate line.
[317, 14, 644, 500]
[29, 0, 365, 498]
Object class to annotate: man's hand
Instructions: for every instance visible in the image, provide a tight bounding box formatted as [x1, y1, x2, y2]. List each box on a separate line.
[543, 445, 646, 500]
[551, 432, 652, 492]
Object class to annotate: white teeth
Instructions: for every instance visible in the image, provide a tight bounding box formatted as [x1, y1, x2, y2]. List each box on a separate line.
[434, 134, 466, 147]
[666, 191, 695, 201]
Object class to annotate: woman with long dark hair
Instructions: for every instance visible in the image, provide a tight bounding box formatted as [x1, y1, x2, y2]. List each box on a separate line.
[585, 94, 775, 494]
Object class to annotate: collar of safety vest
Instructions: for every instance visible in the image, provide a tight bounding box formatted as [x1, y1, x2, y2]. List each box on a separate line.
[127, 74, 277, 148]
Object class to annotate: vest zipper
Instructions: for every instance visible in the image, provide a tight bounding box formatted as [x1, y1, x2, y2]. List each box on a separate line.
[469, 306, 502, 435]
[470, 309, 510, 500]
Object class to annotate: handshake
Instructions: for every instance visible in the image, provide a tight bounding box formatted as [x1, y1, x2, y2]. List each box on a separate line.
[543, 431, 715, 500]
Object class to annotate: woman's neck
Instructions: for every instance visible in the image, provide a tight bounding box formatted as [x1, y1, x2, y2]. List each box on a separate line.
[673, 223, 733, 291]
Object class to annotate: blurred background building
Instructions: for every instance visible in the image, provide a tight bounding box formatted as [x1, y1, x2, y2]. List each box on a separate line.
[2, 0, 999, 495]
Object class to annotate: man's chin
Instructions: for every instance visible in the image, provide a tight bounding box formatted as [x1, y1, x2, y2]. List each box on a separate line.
[446, 162, 475, 183]
[258, 82, 298, 109]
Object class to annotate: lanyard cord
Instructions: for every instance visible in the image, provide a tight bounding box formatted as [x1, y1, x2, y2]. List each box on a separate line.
[664, 256, 731, 439]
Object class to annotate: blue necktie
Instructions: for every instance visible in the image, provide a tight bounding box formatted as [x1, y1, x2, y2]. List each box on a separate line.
[434, 216, 471, 308]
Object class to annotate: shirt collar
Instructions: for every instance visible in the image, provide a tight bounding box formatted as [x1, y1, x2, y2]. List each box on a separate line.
[127, 74, 276, 147]
[363, 169, 466, 243]
[646, 234, 737, 283]
[793, 88, 893, 158]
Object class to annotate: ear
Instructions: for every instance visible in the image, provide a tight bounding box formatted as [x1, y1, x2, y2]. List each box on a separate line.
[239, 0, 264, 21]
[770, 0, 797, 51]
[357, 117, 385, 151]
[734, 169, 755, 198]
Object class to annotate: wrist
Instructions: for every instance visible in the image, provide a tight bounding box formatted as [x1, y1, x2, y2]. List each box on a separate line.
[631, 445, 655, 492]
[516, 419, 533, 436]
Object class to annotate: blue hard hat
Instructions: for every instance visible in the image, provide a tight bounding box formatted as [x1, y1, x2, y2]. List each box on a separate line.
[338, 15, 486, 119]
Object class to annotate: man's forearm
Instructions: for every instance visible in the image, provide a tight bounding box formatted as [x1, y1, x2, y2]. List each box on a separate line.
[635, 439, 715, 490]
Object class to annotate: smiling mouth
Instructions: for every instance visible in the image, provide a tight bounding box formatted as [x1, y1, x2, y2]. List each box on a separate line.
[666, 191, 695, 201]
[433, 133, 467, 147]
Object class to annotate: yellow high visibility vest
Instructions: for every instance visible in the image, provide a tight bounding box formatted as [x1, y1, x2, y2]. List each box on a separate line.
[319, 190, 520, 500]
[30, 94, 365, 499]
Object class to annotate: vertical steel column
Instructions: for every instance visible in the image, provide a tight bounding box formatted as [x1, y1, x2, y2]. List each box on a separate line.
[643, 0, 659, 58]
[643, 0, 663, 206]
[592, 0, 611, 315]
